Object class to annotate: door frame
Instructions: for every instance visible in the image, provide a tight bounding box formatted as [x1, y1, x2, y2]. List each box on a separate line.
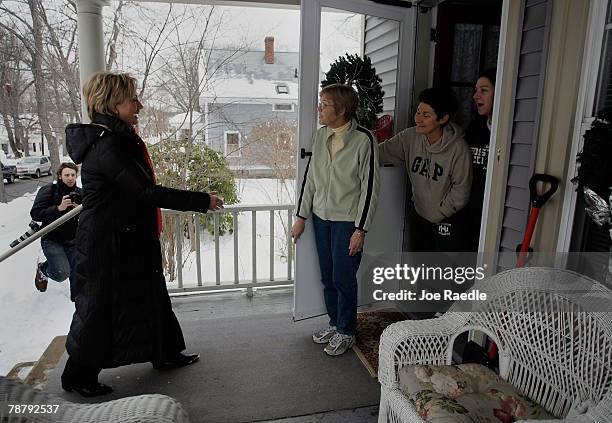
[556, 0, 609, 252]
[294, 0, 417, 320]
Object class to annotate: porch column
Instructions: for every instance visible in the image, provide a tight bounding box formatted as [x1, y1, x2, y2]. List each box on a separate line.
[75, 0, 108, 123]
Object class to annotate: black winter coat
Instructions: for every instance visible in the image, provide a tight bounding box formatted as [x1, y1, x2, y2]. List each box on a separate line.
[65, 113, 210, 368]
[30, 181, 82, 244]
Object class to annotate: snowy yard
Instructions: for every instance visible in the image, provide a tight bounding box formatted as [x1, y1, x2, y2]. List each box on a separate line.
[0, 178, 295, 375]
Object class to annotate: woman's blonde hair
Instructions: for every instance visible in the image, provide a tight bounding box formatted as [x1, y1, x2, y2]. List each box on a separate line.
[320, 83, 359, 120]
[83, 72, 138, 120]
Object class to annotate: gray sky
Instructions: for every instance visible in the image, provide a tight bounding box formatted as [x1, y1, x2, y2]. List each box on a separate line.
[109, 3, 360, 75]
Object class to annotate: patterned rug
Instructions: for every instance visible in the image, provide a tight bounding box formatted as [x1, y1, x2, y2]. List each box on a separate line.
[354, 311, 407, 378]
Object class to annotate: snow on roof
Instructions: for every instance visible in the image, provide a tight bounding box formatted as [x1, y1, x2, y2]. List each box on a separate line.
[207, 49, 299, 82]
[168, 111, 203, 127]
[203, 77, 298, 102]
[200, 48, 299, 101]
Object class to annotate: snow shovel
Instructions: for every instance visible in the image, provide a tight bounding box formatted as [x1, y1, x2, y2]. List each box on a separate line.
[516, 173, 559, 267]
[487, 174, 559, 363]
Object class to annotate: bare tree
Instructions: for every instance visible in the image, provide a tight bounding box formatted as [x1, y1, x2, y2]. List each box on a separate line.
[244, 117, 297, 260]
[0, 0, 82, 169]
[0, 26, 31, 157]
[149, 5, 249, 188]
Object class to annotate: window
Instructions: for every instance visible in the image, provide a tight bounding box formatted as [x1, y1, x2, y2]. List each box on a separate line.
[273, 103, 294, 112]
[275, 84, 289, 94]
[225, 131, 241, 157]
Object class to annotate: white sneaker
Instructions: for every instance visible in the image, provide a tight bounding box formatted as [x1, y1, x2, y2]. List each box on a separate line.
[324, 333, 356, 356]
[312, 326, 337, 344]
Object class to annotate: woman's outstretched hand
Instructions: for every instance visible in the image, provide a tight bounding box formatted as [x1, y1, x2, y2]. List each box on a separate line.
[348, 230, 365, 256]
[208, 193, 224, 211]
[291, 218, 305, 242]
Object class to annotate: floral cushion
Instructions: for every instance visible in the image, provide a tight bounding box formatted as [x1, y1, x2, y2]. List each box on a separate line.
[398, 363, 554, 423]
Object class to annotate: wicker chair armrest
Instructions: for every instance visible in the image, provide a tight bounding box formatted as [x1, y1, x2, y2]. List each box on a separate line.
[378, 312, 470, 387]
[62, 394, 191, 422]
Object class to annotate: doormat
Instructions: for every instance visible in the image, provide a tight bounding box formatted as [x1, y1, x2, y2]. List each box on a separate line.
[354, 311, 406, 378]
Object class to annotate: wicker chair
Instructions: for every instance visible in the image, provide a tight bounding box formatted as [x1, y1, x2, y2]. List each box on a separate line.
[378, 267, 612, 423]
[0, 376, 191, 422]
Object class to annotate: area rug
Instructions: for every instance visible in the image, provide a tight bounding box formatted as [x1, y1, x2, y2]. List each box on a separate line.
[354, 311, 407, 378]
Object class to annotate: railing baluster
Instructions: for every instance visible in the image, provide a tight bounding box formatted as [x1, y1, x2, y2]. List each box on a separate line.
[249, 211, 256, 297]
[214, 213, 220, 286]
[233, 211, 239, 284]
[195, 214, 202, 287]
[160, 205, 295, 295]
[269, 210, 274, 281]
[252, 211, 257, 282]
[287, 210, 292, 281]
[176, 216, 183, 289]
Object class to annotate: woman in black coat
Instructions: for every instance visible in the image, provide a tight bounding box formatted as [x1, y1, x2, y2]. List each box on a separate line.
[64, 72, 223, 397]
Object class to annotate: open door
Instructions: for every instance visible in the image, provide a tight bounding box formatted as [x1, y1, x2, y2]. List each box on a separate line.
[294, 0, 417, 320]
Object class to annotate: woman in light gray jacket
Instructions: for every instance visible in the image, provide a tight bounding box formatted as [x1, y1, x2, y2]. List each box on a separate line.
[291, 84, 380, 356]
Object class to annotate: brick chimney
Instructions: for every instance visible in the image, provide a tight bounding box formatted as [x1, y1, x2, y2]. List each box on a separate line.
[265, 36, 274, 64]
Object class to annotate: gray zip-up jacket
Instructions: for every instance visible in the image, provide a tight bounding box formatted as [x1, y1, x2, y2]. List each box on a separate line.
[297, 119, 380, 231]
[378, 122, 472, 223]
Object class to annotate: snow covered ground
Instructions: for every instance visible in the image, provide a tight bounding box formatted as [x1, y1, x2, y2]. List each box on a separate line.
[0, 178, 295, 376]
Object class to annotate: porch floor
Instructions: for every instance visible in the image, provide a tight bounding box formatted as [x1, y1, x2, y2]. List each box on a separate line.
[44, 288, 381, 422]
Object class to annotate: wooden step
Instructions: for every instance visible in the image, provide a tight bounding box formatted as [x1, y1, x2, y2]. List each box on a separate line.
[6, 335, 67, 388]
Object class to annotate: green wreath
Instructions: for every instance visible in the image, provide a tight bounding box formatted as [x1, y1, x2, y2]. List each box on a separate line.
[321, 53, 384, 129]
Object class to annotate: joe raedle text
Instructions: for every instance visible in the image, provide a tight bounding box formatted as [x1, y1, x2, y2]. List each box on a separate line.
[372, 289, 487, 302]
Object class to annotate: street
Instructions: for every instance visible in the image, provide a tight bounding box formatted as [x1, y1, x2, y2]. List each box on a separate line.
[4, 175, 53, 201]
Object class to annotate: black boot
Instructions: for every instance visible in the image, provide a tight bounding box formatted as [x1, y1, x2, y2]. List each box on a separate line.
[152, 352, 200, 369]
[61, 357, 111, 397]
[62, 381, 113, 397]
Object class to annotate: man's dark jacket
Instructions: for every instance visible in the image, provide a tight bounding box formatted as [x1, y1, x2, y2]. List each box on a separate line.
[65, 113, 210, 369]
[30, 181, 82, 244]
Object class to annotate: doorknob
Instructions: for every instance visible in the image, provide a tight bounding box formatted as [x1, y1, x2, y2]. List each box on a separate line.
[300, 148, 312, 159]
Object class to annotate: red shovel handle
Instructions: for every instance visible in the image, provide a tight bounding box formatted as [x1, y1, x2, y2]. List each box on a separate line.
[517, 174, 559, 267]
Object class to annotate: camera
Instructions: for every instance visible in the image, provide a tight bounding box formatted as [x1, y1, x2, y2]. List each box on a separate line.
[69, 191, 82, 204]
[10, 220, 41, 248]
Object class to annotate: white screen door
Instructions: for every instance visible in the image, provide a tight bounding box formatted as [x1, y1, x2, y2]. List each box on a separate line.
[294, 0, 417, 320]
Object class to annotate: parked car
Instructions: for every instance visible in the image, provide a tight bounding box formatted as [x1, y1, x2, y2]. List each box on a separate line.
[16, 156, 52, 178]
[2, 161, 17, 184]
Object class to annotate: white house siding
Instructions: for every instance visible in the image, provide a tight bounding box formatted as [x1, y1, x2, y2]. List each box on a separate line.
[496, 0, 553, 268]
[364, 15, 400, 119]
[206, 101, 297, 172]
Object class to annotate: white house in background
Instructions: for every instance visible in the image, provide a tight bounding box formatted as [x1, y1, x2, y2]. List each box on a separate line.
[165, 111, 207, 144]
[0, 115, 49, 158]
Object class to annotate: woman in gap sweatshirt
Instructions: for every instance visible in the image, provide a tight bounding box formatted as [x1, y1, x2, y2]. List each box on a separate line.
[378, 87, 472, 252]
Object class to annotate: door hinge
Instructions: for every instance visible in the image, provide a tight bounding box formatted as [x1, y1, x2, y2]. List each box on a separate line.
[300, 148, 312, 159]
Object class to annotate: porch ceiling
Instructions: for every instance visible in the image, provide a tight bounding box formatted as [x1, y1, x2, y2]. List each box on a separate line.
[137, 0, 434, 8]
[139, 0, 300, 7]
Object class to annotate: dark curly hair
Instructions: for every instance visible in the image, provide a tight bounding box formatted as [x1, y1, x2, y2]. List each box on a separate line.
[417, 87, 458, 121]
